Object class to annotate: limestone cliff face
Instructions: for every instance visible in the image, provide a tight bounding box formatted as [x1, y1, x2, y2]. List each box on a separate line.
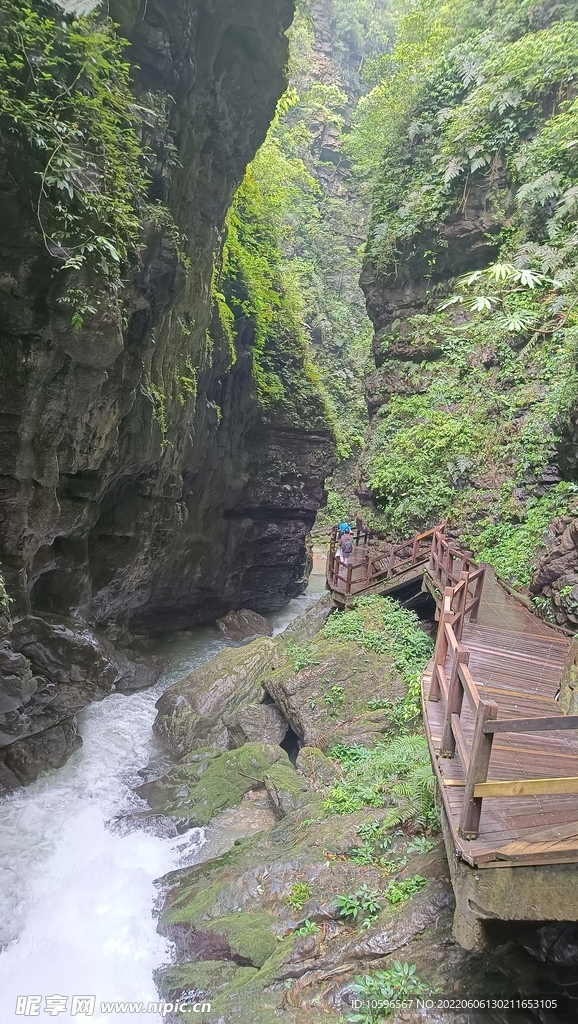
[360, 187, 502, 386]
[0, 0, 333, 781]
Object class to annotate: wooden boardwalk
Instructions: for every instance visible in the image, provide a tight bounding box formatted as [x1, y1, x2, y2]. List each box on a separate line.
[326, 526, 439, 604]
[326, 525, 578, 870]
[423, 570, 578, 869]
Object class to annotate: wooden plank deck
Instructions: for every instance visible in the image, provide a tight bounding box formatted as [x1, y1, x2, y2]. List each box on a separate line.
[423, 571, 578, 868]
[330, 544, 428, 600]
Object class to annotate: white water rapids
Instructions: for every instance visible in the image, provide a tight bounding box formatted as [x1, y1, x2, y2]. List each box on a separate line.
[0, 581, 324, 1023]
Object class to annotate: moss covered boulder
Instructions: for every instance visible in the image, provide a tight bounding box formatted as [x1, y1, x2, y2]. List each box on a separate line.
[262, 635, 404, 750]
[136, 742, 292, 826]
[263, 761, 315, 816]
[155, 802, 455, 1024]
[224, 701, 289, 747]
[153, 637, 286, 758]
[296, 746, 340, 791]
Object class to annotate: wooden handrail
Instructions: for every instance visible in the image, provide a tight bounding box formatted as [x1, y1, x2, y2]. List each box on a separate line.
[327, 523, 444, 597]
[484, 715, 578, 735]
[474, 776, 578, 798]
[429, 574, 577, 839]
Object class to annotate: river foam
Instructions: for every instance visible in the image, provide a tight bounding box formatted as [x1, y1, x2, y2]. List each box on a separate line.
[0, 584, 324, 1022]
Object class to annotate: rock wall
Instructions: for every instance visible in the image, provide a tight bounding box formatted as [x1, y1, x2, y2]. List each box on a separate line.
[0, 0, 334, 780]
[360, 187, 502, 417]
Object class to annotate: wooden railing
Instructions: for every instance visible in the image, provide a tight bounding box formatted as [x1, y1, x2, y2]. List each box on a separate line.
[327, 525, 441, 597]
[429, 584, 578, 840]
[428, 529, 485, 633]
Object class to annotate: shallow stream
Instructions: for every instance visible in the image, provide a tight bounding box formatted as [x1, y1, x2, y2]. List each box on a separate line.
[0, 575, 326, 1022]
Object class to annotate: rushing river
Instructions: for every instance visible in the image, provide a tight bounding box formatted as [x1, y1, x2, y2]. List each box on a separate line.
[0, 576, 326, 1023]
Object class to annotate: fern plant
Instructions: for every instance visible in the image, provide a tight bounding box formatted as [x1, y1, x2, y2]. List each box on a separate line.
[325, 733, 437, 830]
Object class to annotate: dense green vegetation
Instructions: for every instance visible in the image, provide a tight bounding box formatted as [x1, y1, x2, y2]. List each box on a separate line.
[338, 0, 578, 588]
[216, 0, 395, 446]
[0, 0, 150, 284]
[324, 732, 436, 829]
[219, 152, 328, 426]
[323, 594, 432, 707]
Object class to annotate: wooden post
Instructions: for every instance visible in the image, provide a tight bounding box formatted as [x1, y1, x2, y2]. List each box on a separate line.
[346, 561, 353, 595]
[441, 647, 469, 755]
[428, 533, 437, 577]
[387, 545, 396, 579]
[429, 588, 454, 701]
[470, 565, 485, 623]
[448, 549, 455, 587]
[412, 532, 420, 562]
[454, 570, 469, 641]
[459, 698, 498, 839]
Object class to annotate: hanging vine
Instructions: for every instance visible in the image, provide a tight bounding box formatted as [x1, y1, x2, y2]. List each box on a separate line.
[0, 0, 150, 279]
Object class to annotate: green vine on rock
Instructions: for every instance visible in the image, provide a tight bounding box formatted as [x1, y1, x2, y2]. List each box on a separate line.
[0, 0, 150, 279]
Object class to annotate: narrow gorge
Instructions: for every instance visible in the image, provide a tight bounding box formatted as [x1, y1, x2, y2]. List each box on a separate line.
[1, 1, 578, 1023]
[0, 0, 333, 783]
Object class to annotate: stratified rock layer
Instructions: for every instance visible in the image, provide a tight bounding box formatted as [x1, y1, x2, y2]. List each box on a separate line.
[0, 0, 331, 637]
[0, 0, 335, 774]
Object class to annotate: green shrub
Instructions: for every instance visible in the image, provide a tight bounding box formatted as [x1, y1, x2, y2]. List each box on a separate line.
[383, 875, 426, 905]
[0, 0, 150, 281]
[286, 881, 313, 910]
[336, 884, 382, 928]
[348, 961, 425, 1022]
[294, 919, 320, 936]
[324, 733, 437, 830]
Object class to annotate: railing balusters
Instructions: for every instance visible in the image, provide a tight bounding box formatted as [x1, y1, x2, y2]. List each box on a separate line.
[459, 698, 498, 839]
[430, 588, 454, 701]
[441, 646, 470, 756]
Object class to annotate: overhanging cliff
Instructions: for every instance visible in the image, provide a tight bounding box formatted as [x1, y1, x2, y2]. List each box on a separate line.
[0, 0, 333, 633]
[0, 0, 334, 783]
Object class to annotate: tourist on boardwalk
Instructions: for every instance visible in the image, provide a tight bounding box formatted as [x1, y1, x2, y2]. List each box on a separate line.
[338, 526, 353, 566]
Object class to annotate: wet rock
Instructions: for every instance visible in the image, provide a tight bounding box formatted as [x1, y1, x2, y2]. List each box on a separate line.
[154, 798, 463, 1024]
[0, 640, 37, 714]
[114, 653, 169, 694]
[196, 791, 278, 865]
[167, 911, 279, 969]
[136, 742, 290, 826]
[263, 761, 315, 816]
[216, 609, 273, 642]
[0, 615, 166, 774]
[3, 716, 81, 782]
[345, 880, 454, 961]
[0, 759, 21, 794]
[296, 746, 339, 791]
[225, 702, 289, 748]
[282, 594, 332, 645]
[530, 515, 578, 630]
[263, 635, 402, 750]
[153, 637, 285, 759]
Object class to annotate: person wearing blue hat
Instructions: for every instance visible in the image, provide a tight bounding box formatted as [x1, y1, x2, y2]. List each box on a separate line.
[336, 522, 353, 568]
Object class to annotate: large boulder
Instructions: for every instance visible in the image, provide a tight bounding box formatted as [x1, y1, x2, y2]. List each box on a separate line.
[262, 635, 404, 751]
[216, 609, 273, 642]
[0, 640, 37, 715]
[0, 614, 165, 781]
[224, 702, 289, 748]
[154, 804, 462, 1024]
[263, 761, 315, 816]
[296, 746, 340, 791]
[3, 717, 81, 782]
[282, 594, 332, 644]
[136, 742, 292, 826]
[153, 637, 286, 758]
